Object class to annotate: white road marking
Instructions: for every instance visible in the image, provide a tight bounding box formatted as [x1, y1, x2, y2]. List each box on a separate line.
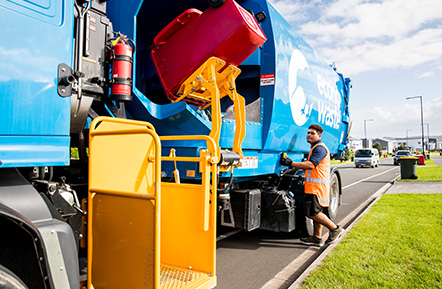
[342, 167, 399, 190]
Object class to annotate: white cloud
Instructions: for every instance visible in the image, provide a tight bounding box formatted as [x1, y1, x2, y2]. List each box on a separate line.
[270, 0, 442, 76]
[418, 71, 435, 78]
[269, 0, 325, 24]
[350, 98, 442, 138]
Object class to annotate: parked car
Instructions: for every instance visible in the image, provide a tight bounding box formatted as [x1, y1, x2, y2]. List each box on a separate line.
[393, 150, 412, 165]
[354, 148, 380, 168]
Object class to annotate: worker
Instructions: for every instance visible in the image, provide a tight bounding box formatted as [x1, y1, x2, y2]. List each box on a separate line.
[281, 124, 345, 247]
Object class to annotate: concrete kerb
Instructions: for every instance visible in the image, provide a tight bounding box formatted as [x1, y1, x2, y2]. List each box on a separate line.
[261, 176, 399, 289]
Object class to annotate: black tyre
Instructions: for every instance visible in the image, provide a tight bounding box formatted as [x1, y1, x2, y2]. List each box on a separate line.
[0, 265, 28, 289]
[208, 0, 225, 8]
[326, 173, 340, 221]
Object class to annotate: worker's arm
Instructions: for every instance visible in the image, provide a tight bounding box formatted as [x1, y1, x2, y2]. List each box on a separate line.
[281, 157, 315, 170]
[290, 160, 315, 170]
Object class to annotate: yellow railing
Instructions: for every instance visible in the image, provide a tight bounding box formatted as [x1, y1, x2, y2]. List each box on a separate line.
[87, 117, 217, 289]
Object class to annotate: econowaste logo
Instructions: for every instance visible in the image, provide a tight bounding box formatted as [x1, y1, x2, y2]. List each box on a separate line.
[288, 49, 312, 126]
[289, 49, 342, 130]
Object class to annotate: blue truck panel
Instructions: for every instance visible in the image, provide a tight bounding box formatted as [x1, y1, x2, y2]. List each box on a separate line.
[0, 0, 74, 167]
[262, 3, 350, 155]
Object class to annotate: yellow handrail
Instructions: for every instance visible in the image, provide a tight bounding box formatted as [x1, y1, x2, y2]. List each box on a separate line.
[88, 116, 162, 289]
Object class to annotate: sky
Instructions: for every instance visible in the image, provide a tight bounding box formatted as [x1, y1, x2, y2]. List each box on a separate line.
[268, 0, 442, 140]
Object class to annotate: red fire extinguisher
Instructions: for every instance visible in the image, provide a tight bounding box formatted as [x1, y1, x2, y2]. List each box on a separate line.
[110, 38, 134, 102]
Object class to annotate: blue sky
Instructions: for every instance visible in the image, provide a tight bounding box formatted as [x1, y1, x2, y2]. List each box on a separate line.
[269, 0, 442, 140]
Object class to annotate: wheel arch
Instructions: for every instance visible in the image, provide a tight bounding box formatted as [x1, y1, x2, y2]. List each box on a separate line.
[330, 166, 343, 205]
[0, 169, 79, 289]
[0, 204, 52, 289]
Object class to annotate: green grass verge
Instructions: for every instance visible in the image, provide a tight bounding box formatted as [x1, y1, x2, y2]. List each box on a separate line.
[414, 166, 442, 181]
[399, 159, 442, 182]
[424, 159, 437, 166]
[301, 194, 442, 289]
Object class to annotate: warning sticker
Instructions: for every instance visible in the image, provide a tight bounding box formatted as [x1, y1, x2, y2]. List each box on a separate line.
[260, 73, 275, 86]
[238, 156, 258, 169]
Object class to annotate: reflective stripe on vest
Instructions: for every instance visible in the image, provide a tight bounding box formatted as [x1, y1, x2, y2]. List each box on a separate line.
[305, 177, 329, 184]
[304, 142, 330, 207]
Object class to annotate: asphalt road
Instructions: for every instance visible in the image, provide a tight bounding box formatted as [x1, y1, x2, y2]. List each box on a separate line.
[216, 158, 400, 289]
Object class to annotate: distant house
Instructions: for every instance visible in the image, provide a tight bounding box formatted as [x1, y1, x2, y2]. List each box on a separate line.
[372, 138, 395, 154]
[437, 138, 442, 151]
[427, 138, 435, 151]
[362, 138, 372, 149]
[396, 136, 420, 152]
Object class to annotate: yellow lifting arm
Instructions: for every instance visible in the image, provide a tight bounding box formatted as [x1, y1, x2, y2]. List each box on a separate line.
[174, 57, 246, 159]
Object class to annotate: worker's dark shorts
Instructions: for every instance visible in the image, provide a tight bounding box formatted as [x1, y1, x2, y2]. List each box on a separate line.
[304, 194, 323, 217]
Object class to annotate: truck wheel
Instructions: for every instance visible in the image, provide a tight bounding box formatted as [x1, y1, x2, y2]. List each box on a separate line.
[0, 265, 28, 289]
[327, 173, 340, 221]
[208, 0, 225, 7]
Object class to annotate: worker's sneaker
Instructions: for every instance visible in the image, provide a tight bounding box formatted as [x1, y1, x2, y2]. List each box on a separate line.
[300, 235, 324, 247]
[325, 226, 345, 245]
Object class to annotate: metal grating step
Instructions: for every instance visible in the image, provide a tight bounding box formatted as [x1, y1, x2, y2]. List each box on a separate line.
[160, 264, 209, 289]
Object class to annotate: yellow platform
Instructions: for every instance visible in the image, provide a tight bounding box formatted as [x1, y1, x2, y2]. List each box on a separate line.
[160, 264, 215, 289]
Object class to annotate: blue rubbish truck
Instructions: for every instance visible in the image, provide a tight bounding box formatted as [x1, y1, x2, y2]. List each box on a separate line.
[0, 0, 351, 288]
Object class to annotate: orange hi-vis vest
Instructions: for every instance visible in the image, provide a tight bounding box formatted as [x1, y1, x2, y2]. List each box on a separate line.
[304, 142, 330, 207]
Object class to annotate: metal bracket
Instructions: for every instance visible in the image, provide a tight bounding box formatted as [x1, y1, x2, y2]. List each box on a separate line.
[58, 63, 74, 97]
[220, 197, 235, 228]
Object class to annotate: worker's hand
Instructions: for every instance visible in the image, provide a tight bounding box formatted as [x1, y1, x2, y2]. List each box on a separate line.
[280, 157, 293, 167]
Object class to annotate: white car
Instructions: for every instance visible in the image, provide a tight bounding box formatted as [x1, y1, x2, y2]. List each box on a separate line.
[354, 148, 380, 168]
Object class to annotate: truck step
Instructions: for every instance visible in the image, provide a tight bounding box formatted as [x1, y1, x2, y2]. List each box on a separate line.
[160, 264, 213, 289]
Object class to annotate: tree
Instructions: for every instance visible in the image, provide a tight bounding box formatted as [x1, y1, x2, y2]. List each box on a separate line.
[344, 147, 353, 161]
[372, 142, 382, 156]
[397, 144, 408, 151]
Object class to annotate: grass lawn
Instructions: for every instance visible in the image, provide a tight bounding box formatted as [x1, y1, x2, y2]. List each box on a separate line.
[424, 159, 437, 166]
[414, 166, 442, 181]
[301, 194, 442, 289]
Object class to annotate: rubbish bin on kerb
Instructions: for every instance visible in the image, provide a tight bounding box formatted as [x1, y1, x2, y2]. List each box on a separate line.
[418, 155, 425, 165]
[400, 157, 418, 179]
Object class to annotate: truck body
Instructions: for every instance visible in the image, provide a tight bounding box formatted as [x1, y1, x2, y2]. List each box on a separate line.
[0, 0, 350, 288]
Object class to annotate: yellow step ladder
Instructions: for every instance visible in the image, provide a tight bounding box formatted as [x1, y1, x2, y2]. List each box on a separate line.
[87, 117, 217, 289]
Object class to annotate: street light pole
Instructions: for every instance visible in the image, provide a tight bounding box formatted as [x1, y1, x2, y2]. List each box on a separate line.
[364, 119, 373, 148]
[406, 129, 412, 147]
[406, 96, 425, 157]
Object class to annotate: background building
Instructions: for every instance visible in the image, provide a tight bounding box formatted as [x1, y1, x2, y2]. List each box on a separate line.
[372, 138, 395, 154]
